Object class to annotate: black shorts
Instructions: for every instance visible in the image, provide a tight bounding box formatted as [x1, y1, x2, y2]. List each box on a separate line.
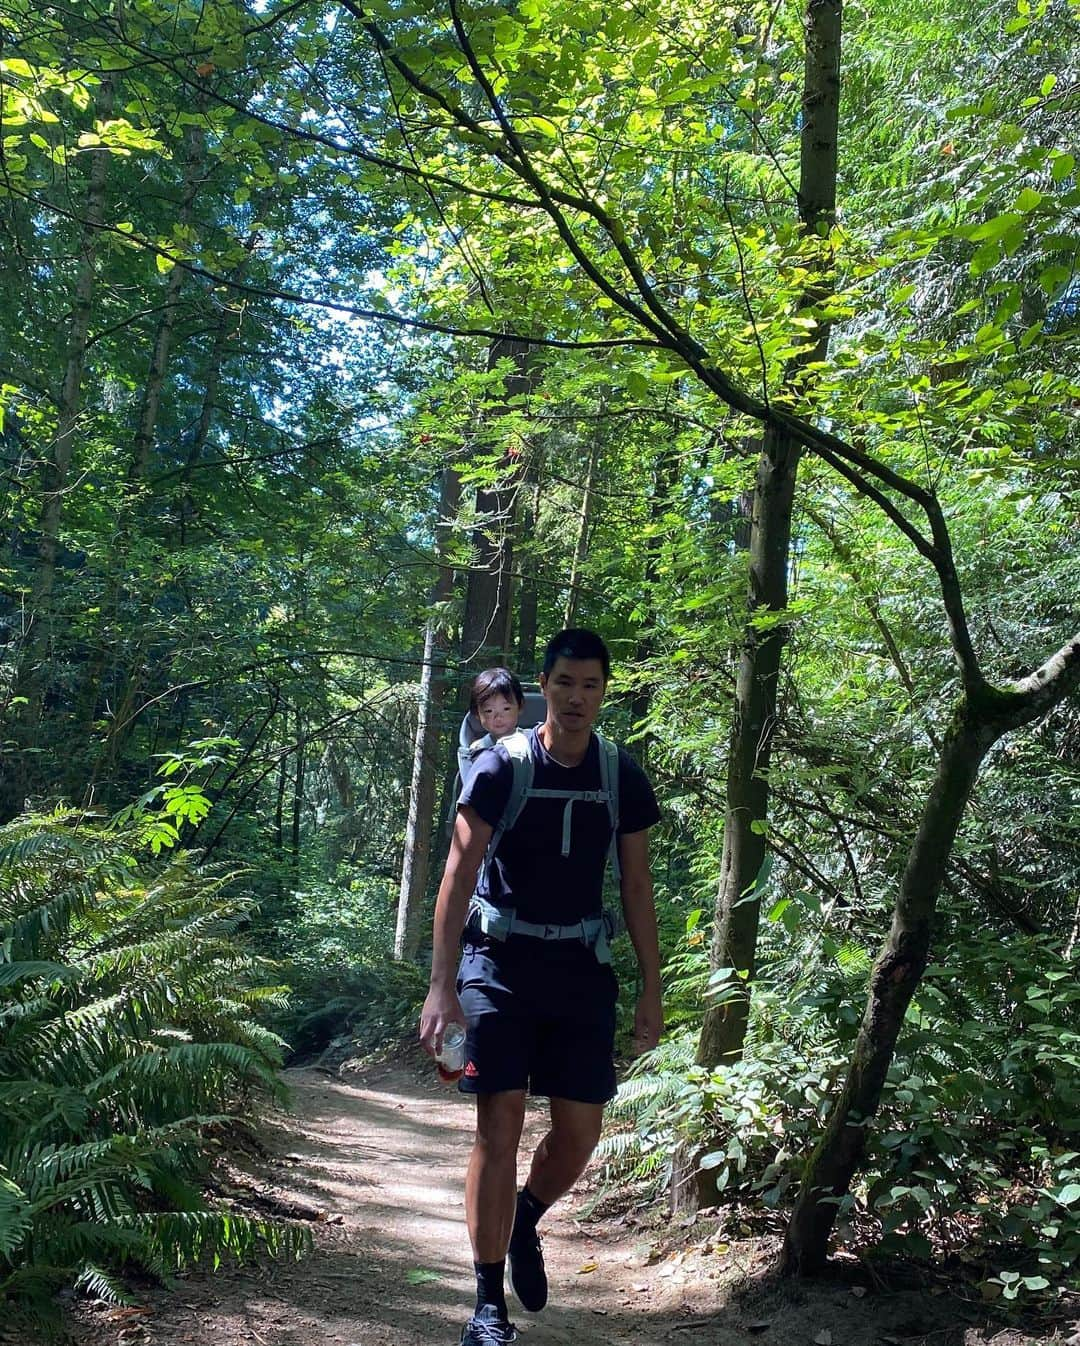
[455, 940, 618, 1104]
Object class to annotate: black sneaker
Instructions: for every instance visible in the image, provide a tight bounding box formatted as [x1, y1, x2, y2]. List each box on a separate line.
[460, 1305, 517, 1345]
[508, 1227, 548, 1312]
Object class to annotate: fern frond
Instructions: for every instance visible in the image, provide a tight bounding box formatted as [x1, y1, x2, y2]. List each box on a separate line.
[74, 1262, 137, 1306]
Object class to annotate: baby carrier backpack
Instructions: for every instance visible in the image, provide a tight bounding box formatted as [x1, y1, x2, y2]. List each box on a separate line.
[454, 691, 623, 963]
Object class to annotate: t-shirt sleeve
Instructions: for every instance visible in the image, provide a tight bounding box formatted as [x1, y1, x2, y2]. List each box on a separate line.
[458, 746, 513, 829]
[617, 748, 661, 834]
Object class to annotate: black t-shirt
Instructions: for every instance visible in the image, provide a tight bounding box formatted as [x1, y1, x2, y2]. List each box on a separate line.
[459, 726, 660, 926]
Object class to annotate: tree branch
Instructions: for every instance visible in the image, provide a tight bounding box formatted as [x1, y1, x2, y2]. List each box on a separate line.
[8, 182, 660, 353]
[1005, 630, 1080, 724]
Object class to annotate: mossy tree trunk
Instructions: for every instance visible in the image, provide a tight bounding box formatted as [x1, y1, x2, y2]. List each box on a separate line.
[395, 465, 461, 962]
[697, 0, 843, 1070]
[2, 76, 117, 821]
[460, 337, 534, 669]
[781, 638, 1080, 1272]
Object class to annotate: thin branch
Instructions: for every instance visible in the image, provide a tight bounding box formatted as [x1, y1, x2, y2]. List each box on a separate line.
[8, 181, 660, 353]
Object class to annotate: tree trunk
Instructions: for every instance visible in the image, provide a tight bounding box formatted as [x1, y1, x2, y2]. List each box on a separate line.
[780, 713, 990, 1272]
[2, 76, 116, 820]
[516, 478, 542, 676]
[130, 132, 204, 483]
[395, 465, 461, 961]
[563, 437, 598, 629]
[459, 337, 533, 669]
[68, 127, 206, 772]
[697, 0, 842, 1070]
[174, 227, 264, 543]
[274, 737, 289, 902]
[781, 632, 1080, 1274]
[629, 442, 680, 766]
[291, 710, 306, 889]
[696, 424, 802, 1065]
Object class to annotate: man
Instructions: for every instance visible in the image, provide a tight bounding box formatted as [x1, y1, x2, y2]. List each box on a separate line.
[420, 628, 662, 1346]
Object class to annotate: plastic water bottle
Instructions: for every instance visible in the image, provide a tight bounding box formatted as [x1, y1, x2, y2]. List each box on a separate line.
[436, 1022, 466, 1083]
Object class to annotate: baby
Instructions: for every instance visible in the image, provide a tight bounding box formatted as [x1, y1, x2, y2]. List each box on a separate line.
[468, 667, 525, 753]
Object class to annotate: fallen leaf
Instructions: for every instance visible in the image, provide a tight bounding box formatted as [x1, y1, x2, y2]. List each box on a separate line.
[404, 1268, 441, 1286]
[850, 1286, 867, 1298]
[578, 1260, 598, 1274]
[814, 1332, 833, 1345]
[714, 1242, 730, 1255]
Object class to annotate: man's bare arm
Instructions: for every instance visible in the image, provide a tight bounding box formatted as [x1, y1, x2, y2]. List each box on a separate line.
[419, 805, 493, 1054]
[618, 827, 663, 1053]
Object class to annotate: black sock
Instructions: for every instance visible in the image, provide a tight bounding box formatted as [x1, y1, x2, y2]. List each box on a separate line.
[474, 1259, 507, 1318]
[510, 1185, 549, 1245]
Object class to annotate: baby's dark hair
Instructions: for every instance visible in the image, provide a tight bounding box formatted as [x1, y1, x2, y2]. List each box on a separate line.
[469, 667, 525, 714]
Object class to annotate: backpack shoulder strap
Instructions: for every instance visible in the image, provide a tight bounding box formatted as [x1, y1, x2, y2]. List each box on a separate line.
[481, 729, 534, 877]
[594, 730, 622, 884]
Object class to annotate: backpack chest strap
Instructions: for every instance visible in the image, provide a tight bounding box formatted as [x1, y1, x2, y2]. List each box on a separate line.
[524, 787, 615, 858]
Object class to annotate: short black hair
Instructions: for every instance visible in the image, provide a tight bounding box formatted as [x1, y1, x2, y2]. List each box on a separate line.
[541, 628, 611, 681]
[469, 667, 525, 714]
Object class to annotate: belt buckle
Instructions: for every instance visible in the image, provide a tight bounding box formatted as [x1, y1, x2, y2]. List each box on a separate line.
[544, 923, 557, 940]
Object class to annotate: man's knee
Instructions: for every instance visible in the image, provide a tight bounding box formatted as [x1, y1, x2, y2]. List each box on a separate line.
[548, 1099, 604, 1162]
[474, 1090, 527, 1163]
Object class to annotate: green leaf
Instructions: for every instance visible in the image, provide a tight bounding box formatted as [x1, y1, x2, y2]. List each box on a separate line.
[0, 58, 35, 79]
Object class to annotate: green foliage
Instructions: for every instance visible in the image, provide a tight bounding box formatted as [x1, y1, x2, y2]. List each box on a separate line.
[604, 910, 1080, 1302]
[270, 875, 428, 1059]
[0, 0, 1078, 1304]
[0, 809, 309, 1335]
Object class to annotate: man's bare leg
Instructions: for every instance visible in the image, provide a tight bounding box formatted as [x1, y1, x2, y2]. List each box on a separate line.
[523, 1097, 604, 1204]
[466, 1089, 527, 1262]
[508, 1097, 604, 1313]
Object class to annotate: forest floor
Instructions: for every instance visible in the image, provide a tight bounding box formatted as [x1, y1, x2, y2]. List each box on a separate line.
[68, 1056, 1078, 1346]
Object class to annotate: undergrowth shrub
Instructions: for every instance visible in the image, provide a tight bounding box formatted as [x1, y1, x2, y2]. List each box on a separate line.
[268, 875, 427, 1060]
[600, 910, 1080, 1304]
[0, 809, 310, 1338]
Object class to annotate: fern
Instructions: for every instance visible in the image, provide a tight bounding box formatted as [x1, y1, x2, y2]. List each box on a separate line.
[0, 809, 304, 1336]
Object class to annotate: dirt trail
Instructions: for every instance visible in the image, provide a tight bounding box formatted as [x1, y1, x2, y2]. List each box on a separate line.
[70, 1061, 1063, 1346]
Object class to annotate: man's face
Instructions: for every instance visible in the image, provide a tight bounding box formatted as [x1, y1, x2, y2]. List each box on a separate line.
[540, 656, 607, 734]
[477, 694, 519, 739]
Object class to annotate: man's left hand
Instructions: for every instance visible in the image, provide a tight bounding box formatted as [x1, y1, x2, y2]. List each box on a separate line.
[632, 986, 663, 1055]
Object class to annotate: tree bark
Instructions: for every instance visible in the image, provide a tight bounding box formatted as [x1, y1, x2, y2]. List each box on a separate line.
[2, 76, 116, 820]
[291, 709, 306, 889]
[697, 0, 843, 1069]
[517, 478, 542, 676]
[459, 337, 533, 669]
[781, 633, 1080, 1273]
[395, 465, 461, 961]
[563, 437, 598, 629]
[130, 125, 205, 484]
[629, 442, 681, 766]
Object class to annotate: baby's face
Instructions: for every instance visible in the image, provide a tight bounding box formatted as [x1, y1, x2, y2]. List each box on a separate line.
[477, 694, 519, 738]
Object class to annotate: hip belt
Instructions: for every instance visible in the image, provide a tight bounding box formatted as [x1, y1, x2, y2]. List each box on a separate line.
[466, 895, 618, 964]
